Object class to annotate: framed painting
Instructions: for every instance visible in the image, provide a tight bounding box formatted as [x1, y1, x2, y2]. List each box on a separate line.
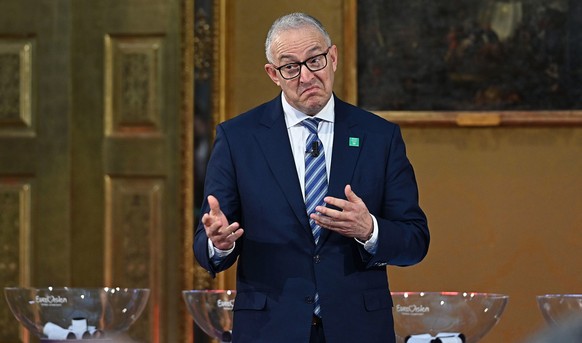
[343, 0, 582, 126]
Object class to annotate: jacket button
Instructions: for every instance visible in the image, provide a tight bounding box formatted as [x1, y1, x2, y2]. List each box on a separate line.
[305, 296, 314, 304]
[313, 255, 321, 263]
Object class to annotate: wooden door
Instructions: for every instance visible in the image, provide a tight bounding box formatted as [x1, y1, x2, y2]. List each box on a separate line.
[0, 0, 194, 342]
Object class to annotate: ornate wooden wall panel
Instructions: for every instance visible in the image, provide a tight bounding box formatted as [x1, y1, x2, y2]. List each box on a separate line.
[0, 32, 35, 343]
[0, 0, 194, 342]
[105, 177, 164, 342]
[105, 35, 164, 137]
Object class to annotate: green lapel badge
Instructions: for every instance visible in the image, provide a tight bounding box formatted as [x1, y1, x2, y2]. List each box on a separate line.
[349, 137, 360, 147]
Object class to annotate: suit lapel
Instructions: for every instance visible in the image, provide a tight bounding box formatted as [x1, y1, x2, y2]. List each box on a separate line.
[319, 99, 364, 247]
[328, 99, 363, 201]
[253, 96, 310, 231]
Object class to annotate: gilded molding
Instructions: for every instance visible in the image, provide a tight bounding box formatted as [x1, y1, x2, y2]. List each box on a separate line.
[180, 0, 195, 341]
[193, 8, 213, 81]
[212, 0, 228, 126]
[0, 39, 34, 136]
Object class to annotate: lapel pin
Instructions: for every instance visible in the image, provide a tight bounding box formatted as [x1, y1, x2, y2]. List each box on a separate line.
[349, 137, 360, 147]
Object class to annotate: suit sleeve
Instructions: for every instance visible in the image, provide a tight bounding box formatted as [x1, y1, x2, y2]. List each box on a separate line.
[193, 124, 242, 277]
[366, 125, 430, 267]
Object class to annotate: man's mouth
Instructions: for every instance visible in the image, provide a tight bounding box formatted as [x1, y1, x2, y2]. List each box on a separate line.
[300, 85, 319, 95]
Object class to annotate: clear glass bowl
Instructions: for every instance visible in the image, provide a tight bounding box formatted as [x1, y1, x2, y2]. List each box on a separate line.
[182, 290, 235, 342]
[537, 294, 582, 325]
[4, 287, 150, 341]
[391, 291, 509, 343]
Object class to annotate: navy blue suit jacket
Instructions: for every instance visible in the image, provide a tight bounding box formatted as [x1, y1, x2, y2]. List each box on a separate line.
[194, 94, 429, 343]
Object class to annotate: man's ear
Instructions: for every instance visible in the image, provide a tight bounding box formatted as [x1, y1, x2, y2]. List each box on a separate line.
[329, 45, 338, 72]
[264, 64, 281, 86]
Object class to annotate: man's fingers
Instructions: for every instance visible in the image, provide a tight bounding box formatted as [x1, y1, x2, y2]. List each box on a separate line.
[228, 228, 244, 241]
[321, 185, 362, 212]
[203, 217, 223, 236]
[207, 195, 221, 214]
[215, 228, 244, 250]
[209, 222, 240, 238]
[344, 184, 361, 203]
[201, 213, 219, 228]
[202, 195, 244, 248]
[215, 227, 244, 249]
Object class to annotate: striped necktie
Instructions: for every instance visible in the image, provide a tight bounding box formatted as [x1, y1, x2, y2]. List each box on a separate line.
[302, 117, 327, 245]
[302, 117, 327, 318]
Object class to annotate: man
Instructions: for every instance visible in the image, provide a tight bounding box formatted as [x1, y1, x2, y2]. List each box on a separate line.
[194, 12, 430, 343]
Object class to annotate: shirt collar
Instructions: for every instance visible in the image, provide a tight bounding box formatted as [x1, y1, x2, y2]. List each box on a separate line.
[282, 94, 335, 129]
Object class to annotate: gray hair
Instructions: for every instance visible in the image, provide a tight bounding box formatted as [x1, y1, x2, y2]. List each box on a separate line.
[265, 13, 332, 63]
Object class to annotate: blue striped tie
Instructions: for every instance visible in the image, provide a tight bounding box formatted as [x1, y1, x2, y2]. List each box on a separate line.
[302, 117, 327, 317]
[303, 118, 327, 244]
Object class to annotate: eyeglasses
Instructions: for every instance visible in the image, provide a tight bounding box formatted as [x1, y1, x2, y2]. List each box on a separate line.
[273, 47, 331, 80]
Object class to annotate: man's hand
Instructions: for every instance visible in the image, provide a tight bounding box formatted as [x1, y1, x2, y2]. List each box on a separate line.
[201, 195, 244, 250]
[311, 185, 373, 241]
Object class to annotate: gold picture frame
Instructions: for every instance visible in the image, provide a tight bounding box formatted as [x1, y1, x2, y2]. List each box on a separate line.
[343, 0, 582, 126]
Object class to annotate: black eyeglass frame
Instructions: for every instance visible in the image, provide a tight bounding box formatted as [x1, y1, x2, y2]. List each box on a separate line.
[272, 47, 332, 80]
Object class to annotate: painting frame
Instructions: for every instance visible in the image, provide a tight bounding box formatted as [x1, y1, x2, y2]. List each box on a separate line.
[342, 0, 582, 126]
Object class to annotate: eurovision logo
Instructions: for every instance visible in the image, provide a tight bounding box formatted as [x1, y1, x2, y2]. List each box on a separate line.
[35, 295, 69, 307]
[395, 304, 430, 316]
[217, 299, 235, 311]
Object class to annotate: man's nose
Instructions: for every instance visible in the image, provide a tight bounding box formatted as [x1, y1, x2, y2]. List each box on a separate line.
[299, 64, 316, 81]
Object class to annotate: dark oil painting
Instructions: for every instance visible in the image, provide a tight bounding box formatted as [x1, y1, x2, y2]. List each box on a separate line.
[357, 0, 582, 112]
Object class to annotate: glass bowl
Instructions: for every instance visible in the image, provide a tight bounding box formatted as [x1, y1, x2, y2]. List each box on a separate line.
[391, 291, 509, 343]
[4, 287, 150, 341]
[182, 290, 235, 342]
[537, 294, 582, 325]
